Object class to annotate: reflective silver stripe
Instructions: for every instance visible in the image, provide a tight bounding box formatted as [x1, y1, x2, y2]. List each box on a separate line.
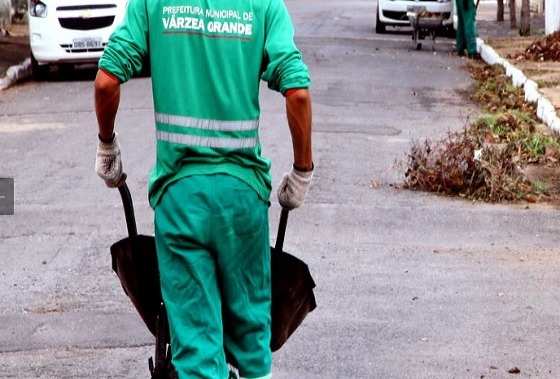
[156, 130, 257, 149]
[155, 113, 259, 132]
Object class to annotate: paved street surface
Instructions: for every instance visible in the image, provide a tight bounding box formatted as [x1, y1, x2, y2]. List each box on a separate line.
[1, 1, 560, 378]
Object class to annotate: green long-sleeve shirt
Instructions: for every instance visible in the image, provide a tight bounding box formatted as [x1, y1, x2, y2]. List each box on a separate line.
[99, 0, 310, 208]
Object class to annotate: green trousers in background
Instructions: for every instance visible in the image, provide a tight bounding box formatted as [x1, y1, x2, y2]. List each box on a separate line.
[154, 174, 272, 379]
[456, 0, 478, 56]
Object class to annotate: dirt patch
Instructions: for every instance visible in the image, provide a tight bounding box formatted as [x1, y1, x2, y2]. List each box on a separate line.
[401, 61, 560, 203]
[487, 36, 534, 58]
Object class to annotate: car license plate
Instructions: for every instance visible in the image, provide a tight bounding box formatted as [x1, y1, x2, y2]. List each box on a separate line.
[72, 37, 102, 49]
[407, 5, 427, 13]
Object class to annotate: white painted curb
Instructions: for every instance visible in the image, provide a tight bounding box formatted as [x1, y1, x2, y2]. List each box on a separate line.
[0, 58, 31, 91]
[476, 38, 560, 133]
[524, 80, 540, 103]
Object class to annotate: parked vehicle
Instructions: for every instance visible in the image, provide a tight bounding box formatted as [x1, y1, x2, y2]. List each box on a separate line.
[376, 0, 454, 34]
[0, 0, 12, 35]
[28, 0, 127, 78]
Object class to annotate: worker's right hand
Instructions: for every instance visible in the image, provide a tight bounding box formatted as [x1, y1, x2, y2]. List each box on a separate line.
[277, 165, 314, 210]
[95, 133, 124, 188]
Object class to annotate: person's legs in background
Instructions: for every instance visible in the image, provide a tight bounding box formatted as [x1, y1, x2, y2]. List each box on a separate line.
[455, 0, 467, 55]
[463, 0, 478, 57]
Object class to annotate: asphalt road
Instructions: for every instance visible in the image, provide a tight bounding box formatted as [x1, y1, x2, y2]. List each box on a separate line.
[1, 1, 560, 378]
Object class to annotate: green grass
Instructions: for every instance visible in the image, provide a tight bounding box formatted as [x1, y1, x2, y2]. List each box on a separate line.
[532, 180, 549, 194]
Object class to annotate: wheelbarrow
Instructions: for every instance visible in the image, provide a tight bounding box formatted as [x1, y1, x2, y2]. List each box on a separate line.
[109, 176, 317, 377]
[406, 5, 446, 51]
[110, 177, 176, 379]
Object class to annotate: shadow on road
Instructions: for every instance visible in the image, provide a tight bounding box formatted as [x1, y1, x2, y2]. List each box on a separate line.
[34, 64, 98, 83]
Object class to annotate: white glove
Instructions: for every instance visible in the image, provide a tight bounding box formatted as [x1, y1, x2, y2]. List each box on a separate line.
[95, 133, 124, 188]
[277, 166, 313, 210]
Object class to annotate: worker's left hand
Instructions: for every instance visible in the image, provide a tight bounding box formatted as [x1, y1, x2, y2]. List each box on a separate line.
[95, 133, 124, 188]
[277, 165, 314, 210]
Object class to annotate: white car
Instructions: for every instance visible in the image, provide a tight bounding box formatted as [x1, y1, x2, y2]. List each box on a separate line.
[28, 0, 127, 77]
[376, 0, 454, 34]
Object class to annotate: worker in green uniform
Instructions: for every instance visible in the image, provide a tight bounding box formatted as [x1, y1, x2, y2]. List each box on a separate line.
[93, 0, 313, 378]
[456, 0, 478, 58]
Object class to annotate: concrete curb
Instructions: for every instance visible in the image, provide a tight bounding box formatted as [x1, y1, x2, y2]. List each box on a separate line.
[0, 58, 31, 91]
[476, 37, 560, 132]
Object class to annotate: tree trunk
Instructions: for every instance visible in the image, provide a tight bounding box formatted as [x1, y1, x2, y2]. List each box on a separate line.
[510, 0, 517, 29]
[497, 0, 505, 22]
[519, 0, 531, 35]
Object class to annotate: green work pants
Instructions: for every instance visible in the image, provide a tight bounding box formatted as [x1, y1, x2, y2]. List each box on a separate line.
[456, 0, 478, 55]
[154, 174, 272, 379]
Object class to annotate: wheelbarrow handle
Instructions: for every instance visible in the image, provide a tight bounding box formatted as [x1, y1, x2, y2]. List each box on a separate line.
[274, 208, 289, 251]
[117, 175, 138, 238]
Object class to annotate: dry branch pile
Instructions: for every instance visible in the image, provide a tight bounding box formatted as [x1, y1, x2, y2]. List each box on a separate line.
[402, 62, 560, 202]
[510, 31, 560, 62]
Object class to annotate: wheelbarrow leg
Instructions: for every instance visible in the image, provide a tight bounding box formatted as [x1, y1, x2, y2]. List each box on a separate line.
[149, 303, 177, 379]
[412, 23, 422, 50]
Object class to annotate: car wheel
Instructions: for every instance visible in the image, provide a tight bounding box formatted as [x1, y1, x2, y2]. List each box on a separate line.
[375, 6, 386, 34]
[31, 54, 48, 81]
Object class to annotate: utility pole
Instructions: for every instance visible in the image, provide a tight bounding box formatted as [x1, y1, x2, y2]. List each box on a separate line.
[545, 0, 560, 34]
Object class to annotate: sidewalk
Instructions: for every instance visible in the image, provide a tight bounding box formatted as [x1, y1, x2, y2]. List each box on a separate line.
[477, 1, 560, 114]
[0, 23, 29, 78]
[477, 1, 546, 39]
